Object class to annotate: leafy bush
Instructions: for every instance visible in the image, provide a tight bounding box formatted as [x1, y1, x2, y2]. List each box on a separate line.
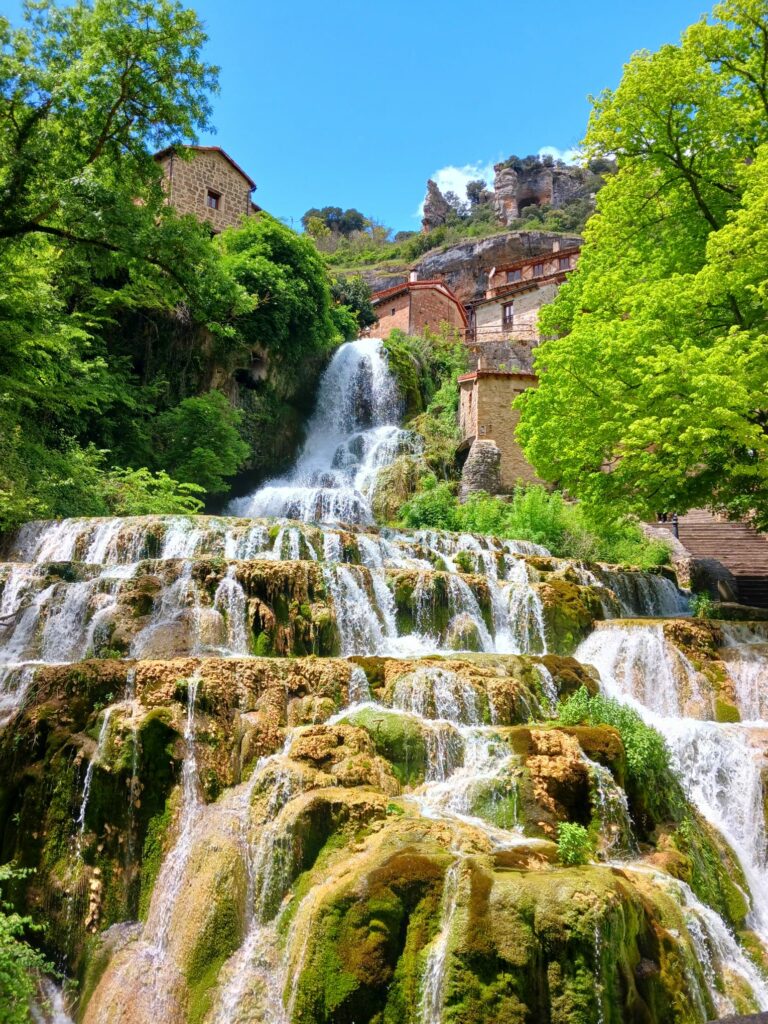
[152, 391, 250, 494]
[400, 483, 670, 568]
[690, 592, 718, 619]
[382, 329, 469, 477]
[556, 822, 593, 865]
[558, 687, 683, 825]
[101, 468, 204, 516]
[0, 864, 56, 1022]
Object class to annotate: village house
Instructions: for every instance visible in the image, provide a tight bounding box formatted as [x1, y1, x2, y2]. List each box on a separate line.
[370, 274, 468, 337]
[154, 145, 260, 232]
[458, 242, 580, 495]
[466, 243, 580, 344]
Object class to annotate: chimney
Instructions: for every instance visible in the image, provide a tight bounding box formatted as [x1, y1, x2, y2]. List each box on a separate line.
[552, 239, 561, 252]
[409, 270, 418, 282]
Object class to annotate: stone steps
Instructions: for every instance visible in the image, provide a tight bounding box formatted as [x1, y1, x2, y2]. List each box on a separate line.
[657, 510, 768, 607]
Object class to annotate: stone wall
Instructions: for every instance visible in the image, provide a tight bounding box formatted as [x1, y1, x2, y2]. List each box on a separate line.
[409, 288, 466, 335]
[371, 291, 411, 337]
[460, 371, 540, 491]
[158, 150, 253, 232]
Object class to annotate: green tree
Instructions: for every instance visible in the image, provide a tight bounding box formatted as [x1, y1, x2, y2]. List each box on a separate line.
[0, 864, 55, 1023]
[0, 0, 217, 268]
[331, 274, 376, 329]
[219, 214, 339, 361]
[517, 0, 768, 528]
[152, 391, 249, 493]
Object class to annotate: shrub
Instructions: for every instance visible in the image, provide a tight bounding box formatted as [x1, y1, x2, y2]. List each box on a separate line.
[101, 468, 204, 516]
[400, 477, 459, 531]
[400, 483, 670, 568]
[558, 687, 683, 825]
[0, 864, 56, 1022]
[556, 822, 593, 865]
[152, 391, 250, 494]
[690, 592, 717, 618]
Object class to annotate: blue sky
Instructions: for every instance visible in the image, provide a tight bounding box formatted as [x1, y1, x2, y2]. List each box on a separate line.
[8, 0, 710, 231]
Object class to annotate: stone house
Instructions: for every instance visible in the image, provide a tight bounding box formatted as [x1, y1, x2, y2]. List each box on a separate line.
[458, 368, 540, 492]
[466, 243, 580, 344]
[370, 275, 468, 337]
[458, 242, 579, 495]
[154, 145, 260, 232]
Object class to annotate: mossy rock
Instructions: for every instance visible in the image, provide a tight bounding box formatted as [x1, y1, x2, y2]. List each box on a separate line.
[340, 707, 429, 786]
[537, 578, 605, 655]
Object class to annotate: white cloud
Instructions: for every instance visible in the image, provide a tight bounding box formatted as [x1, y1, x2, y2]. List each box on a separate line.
[415, 160, 496, 218]
[538, 145, 582, 165]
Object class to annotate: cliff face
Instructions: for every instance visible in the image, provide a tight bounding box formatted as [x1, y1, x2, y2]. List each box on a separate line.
[492, 162, 588, 224]
[413, 229, 582, 302]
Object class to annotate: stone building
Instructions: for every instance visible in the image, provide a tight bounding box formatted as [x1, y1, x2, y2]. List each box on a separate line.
[458, 368, 540, 492]
[154, 145, 259, 232]
[458, 242, 579, 496]
[466, 243, 580, 344]
[370, 275, 468, 337]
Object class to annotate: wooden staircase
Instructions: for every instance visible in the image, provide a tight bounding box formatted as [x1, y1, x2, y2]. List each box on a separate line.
[657, 509, 768, 608]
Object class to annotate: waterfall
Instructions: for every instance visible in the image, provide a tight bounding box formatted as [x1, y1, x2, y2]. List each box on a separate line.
[503, 557, 547, 654]
[230, 339, 416, 524]
[76, 706, 116, 840]
[145, 676, 201, 953]
[584, 755, 635, 857]
[212, 566, 249, 655]
[31, 979, 75, 1024]
[420, 858, 462, 1024]
[577, 622, 768, 936]
[392, 666, 480, 726]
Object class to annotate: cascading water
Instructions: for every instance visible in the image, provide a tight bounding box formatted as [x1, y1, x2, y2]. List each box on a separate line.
[76, 706, 116, 840]
[230, 338, 416, 525]
[577, 621, 768, 937]
[0, 331, 755, 1022]
[421, 857, 463, 1024]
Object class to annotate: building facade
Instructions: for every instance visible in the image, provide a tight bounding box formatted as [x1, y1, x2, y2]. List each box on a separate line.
[370, 277, 468, 338]
[466, 244, 579, 344]
[458, 369, 540, 490]
[154, 146, 259, 232]
[458, 243, 579, 495]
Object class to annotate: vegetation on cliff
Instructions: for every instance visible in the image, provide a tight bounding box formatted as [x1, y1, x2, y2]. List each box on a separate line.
[0, 0, 361, 533]
[399, 478, 671, 568]
[517, 0, 768, 529]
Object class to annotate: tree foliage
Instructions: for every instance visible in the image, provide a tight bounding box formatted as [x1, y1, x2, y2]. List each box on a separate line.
[0, 2, 350, 533]
[219, 214, 341, 360]
[0, 863, 55, 1023]
[517, 0, 768, 527]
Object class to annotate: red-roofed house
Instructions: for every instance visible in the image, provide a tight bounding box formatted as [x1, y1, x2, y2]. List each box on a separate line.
[370, 275, 468, 337]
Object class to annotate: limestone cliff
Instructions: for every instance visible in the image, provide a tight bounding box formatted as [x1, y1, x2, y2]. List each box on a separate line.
[492, 161, 591, 224]
[414, 229, 583, 302]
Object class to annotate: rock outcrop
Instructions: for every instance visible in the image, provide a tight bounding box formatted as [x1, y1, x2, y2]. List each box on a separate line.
[413, 230, 582, 302]
[492, 161, 589, 224]
[421, 179, 453, 232]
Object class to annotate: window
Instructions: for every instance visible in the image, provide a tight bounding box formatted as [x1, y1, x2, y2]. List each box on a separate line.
[206, 189, 221, 210]
[533, 262, 544, 277]
[391, 307, 396, 316]
[502, 302, 514, 327]
[558, 256, 571, 270]
[506, 268, 522, 283]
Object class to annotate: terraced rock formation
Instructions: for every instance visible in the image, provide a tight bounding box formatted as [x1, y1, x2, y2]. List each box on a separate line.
[3, 340, 768, 1023]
